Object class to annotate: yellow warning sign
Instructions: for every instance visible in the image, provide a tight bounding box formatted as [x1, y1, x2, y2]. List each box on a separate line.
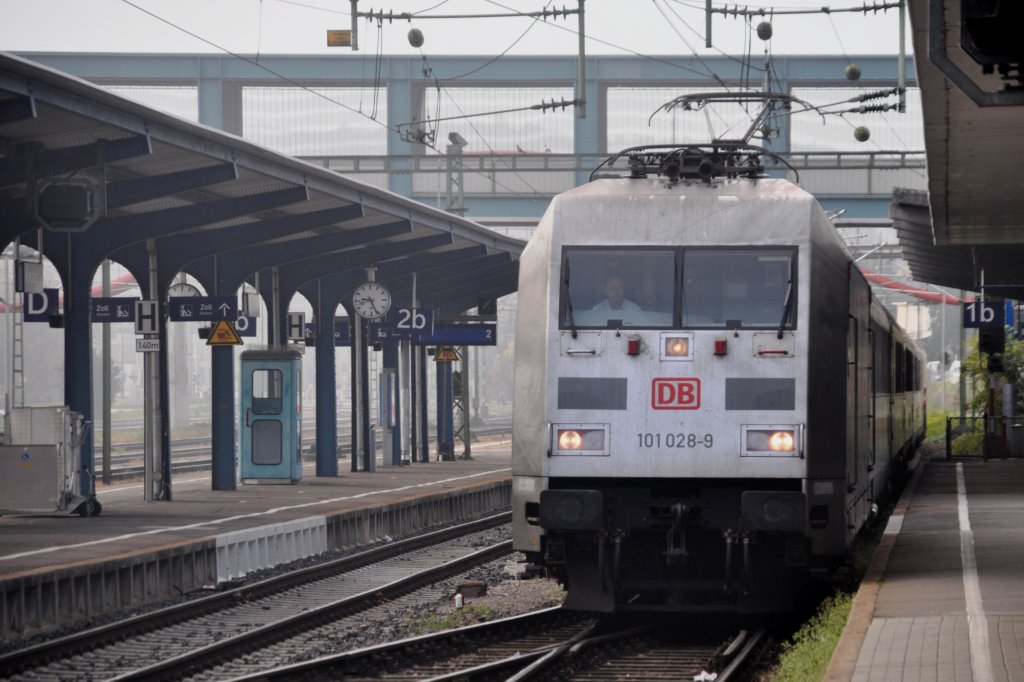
[434, 345, 460, 362]
[206, 319, 244, 346]
[326, 30, 352, 47]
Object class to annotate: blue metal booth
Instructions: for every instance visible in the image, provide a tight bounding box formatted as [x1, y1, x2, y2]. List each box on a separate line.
[239, 349, 303, 484]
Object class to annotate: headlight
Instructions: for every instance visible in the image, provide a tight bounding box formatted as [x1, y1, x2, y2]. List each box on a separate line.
[743, 426, 799, 456]
[660, 333, 693, 361]
[768, 431, 794, 451]
[558, 429, 583, 450]
[553, 425, 608, 455]
[665, 338, 689, 356]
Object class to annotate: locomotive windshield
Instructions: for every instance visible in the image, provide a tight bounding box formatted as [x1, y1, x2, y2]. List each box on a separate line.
[560, 248, 676, 329]
[682, 247, 796, 329]
[559, 246, 797, 331]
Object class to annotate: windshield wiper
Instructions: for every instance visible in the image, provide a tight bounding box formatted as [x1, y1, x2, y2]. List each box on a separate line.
[777, 257, 794, 339]
[563, 260, 578, 338]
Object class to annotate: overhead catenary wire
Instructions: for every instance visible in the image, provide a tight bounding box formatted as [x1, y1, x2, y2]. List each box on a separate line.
[119, 0, 393, 132]
[663, 0, 766, 71]
[651, 0, 729, 89]
[120, 0, 555, 206]
[435, 0, 554, 81]
[678, 0, 901, 17]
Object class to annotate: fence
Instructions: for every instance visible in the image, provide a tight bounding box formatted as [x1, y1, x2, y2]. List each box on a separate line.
[946, 416, 1024, 459]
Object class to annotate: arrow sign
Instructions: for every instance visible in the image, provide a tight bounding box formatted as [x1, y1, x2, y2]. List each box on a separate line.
[169, 296, 237, 322]
[416, 323, 496, 346]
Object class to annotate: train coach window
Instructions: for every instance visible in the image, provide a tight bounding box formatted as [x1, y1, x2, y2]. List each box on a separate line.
[560, 248, 676, 329]
[682, 248, 797, 329]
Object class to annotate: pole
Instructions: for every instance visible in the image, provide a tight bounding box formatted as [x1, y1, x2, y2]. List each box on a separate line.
[350, 0, 359, 51]
[577, 0, 586, 119]
[144, 240, 163, 502]
[473, 342, 480, 423]
[271, 266, 280, 347]
[420, 345, 430, 462]
[101, 260, 111, 485]
[705, 0, 712, 48]
[459, 345, 471, 459]
[353, 313, 365, 469]
[898, 0, 907, 112]
[940, 290, 946, 415]
[959, 290, 967, 421]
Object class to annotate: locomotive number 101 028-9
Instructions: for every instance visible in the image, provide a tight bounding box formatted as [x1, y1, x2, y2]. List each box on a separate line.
[637, 432, 714, 448]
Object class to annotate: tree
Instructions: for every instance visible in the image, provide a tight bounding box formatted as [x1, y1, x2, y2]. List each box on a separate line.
[961, 329, 1024, 417]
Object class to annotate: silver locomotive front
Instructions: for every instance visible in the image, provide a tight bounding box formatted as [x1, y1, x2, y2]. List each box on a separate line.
[511, 175, 847, 612]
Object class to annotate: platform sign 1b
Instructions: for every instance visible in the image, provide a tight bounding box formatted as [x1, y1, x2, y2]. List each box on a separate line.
[963, 299, 1003, 328]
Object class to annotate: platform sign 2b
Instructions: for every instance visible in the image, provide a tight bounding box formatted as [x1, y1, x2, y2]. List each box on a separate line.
[963, 299, 1003, 328]
[390, 308, 434, 339]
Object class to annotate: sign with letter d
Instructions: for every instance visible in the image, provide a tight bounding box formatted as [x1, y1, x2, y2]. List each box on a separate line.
[23, 288, 59, 322]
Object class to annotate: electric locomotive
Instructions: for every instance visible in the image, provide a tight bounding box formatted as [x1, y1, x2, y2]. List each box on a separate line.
[511, 145, 925, 612]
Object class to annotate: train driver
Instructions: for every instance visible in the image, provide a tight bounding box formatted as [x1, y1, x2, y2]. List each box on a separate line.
[592, 274, 642, 313]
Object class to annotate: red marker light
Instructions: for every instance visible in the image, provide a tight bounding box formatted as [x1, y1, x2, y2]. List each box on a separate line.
[714, 338, 727, 356]
[627, 338, 640, 355]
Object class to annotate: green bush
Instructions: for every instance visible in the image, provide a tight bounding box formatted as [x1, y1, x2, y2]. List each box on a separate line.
[770, 592, 853, 681]
[951, 430, 984, 457]
[925, 411, 950, 441]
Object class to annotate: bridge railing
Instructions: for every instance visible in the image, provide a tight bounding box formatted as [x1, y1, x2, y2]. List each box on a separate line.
[299, 150, 926, 198]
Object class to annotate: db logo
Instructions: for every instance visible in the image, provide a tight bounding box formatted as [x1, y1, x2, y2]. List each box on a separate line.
[652, 378, 701, 410]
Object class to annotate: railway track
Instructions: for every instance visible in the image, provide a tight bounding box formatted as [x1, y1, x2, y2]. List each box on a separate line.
[223, 610, 763, 681]
[0, 514, 513, 681]
[104, 420, 513, 480]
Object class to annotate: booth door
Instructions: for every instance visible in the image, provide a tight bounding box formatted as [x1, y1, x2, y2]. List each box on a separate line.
[242, 366, 289, 475]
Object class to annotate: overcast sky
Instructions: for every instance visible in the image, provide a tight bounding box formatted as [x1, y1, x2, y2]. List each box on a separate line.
[0, 0, 911, 58]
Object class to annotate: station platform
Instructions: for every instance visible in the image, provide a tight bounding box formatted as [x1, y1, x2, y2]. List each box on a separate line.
[829, 453, 1024, 681]
[0, 439, 512, 641]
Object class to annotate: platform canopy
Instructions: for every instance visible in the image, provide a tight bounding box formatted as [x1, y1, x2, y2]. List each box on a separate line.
[898, 0, 1024, 291]
[0, 51, 522, 313]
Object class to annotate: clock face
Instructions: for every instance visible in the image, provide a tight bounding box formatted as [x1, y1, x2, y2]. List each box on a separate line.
[352, 282, 391, 320]
[167, 282, 201, 298]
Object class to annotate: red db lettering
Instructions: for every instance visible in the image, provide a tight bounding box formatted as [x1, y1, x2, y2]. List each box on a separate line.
[652, 378, 701, 410]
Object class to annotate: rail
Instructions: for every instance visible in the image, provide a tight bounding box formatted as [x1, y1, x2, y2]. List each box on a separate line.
[0, 514, 512, 678]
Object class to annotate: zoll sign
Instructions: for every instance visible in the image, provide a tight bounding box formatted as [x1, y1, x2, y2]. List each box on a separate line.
[651, 378, 701, 410]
